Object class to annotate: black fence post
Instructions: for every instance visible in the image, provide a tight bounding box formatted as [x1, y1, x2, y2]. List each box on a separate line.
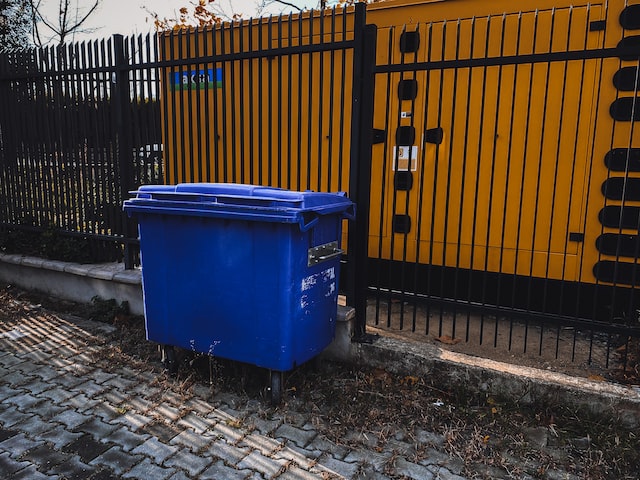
[113, 34, 136, 269]
[347, 4, 377, 337]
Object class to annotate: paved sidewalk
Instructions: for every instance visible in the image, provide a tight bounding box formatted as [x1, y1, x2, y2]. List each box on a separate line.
[0, 298, 467, 480]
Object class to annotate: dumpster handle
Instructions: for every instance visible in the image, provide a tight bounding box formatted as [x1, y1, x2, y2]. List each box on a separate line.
[315, 249, 343, 263]
[300, 213, 320, 232]
[308, 241, 343, 266]
[343, 204, 356, 221]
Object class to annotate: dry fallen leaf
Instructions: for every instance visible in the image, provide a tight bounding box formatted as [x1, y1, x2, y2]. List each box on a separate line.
[588, 374, 606, 382]
[435, 335, 462, 345]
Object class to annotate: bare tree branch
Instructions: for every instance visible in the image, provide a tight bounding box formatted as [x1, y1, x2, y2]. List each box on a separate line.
[270, 0, 303, 11]
[29, 0, 101, 45]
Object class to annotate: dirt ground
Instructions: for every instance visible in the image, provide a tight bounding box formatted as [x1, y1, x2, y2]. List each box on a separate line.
[365, 298, 640, 385]
[2, 286, 640, 479]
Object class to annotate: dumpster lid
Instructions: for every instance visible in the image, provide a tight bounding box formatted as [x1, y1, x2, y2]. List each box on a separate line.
[123, 183, 355, 230]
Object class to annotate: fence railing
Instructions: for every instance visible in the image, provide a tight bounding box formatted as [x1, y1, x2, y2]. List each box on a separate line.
[1, 2, 640, 377]
[364, 5, 640, 376]
[0, 34, 162, 266]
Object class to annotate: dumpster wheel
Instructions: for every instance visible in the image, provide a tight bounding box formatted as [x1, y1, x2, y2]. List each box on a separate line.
[161, 345, 178, 375]
[269, 371, 282, 405]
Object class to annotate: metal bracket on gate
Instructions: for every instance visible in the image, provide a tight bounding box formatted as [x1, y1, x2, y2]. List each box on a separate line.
[308, 241, 342, 267]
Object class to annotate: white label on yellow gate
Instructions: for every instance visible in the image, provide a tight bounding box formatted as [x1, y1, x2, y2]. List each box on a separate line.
[393, 146, 417, 171]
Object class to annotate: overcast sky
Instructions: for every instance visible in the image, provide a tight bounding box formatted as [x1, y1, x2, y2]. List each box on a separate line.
[38, 0, 322, 43]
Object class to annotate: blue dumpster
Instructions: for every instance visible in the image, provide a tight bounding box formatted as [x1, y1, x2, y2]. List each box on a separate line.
[123, 183, 354, 401]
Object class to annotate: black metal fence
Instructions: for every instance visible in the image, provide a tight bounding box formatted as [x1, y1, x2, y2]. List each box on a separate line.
[365, 6, 640, 376]
[0, 34, 162, 265]
[1, 3, 640, 376]
[155, 5, 375, 317]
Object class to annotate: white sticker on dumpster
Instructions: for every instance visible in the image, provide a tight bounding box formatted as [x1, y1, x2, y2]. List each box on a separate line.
[300, 267, 337, 308]
[301, 267, 335, 292]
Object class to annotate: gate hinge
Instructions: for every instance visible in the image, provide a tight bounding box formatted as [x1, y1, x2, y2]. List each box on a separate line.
[372, 129, 386, 144]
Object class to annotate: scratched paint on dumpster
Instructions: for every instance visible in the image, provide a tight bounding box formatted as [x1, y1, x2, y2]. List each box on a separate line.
[300, 267, 336, 309]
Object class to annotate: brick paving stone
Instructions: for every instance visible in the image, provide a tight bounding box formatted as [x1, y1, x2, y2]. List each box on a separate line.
[200, 460, 252, 480]
[74, 417, 120, 440]
[46, 356, 69, 372]
[343, 449, 391, 471]
[17, 377, 54, 396]
[140, 421, 182, 444]
[88, 370, 118, 385]
[109, 411, 154, 431]
[169, 428, 214, 453]
[0, 426, 19, 442]
[0, 406, 34, 429]
[431, 467, 468, 480]
[273, 445, 323, 470]
[0, 432, 44, 458]
[316, 454, 361, 479]
[211, 421, 246, 444]
[127, 396, 154, 414]
[393, 457, 436, 480]
[20, 444, 72, 471]
[100, 426, 149, 452]
[278, 465, 327, 480]
[61, 393, 102, 412]
[131, 436, 179, 463]
[0, 352, 26, 369]
[34, 426, 84, 450]
[166, 471, 193, 480]
[70, 380, 111, 398]
[89, 446, 144, 476]
[121, 457, 177, 480]
[282, 441, 323, 461]
[101, 388, 130, 407]
[306, 435, 349, 460]
[156, 390, 186, 407]
[385, 439, 415, 456]
[238, 432, 284, 456]
[47, 455, 98, 480]
[0, 384, 23, 402]
[164, 449, 213, 476]
[90, 469, 122, 480]
[52, 374, 87, 390]
[91, 404, 123, 423]
[9, 464, 56, 480]
[63, 433, 113, 463]
[2, 372, 37, 390]
[36, 388, 75, 405]
[152, 403, 182, 422]
[32, 366, 63, 382]
[176, 412, 212, 434]
[13, 413, 57, 436]
[206, 439, 251, 466]
[182, 397, 215, 416]
[50, 410, 91, 430]
[236, 449, 288, 478]
[274, 424, 317, 448]
[0, 451, 31, 476]
[13, 360, 48, 375]
[34, 403, 68, 422]
[247, 416, 282, 435]
[103, 375, 139, 392]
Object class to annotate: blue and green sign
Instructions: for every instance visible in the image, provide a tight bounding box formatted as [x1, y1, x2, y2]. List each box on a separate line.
[172, 68, 222, 90]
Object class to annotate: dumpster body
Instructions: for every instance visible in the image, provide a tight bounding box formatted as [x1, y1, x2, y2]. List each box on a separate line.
[123, 183, 354, 374]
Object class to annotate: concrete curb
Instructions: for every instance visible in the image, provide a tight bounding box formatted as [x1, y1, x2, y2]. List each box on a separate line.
[2, 253, 639, 428]
[347, 333, 640, 428]
[0, 253, 144, 315]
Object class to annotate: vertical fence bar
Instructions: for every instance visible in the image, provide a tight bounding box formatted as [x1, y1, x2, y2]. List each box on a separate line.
[113, 34, 135, 268]
[347, 3, 375, 335]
